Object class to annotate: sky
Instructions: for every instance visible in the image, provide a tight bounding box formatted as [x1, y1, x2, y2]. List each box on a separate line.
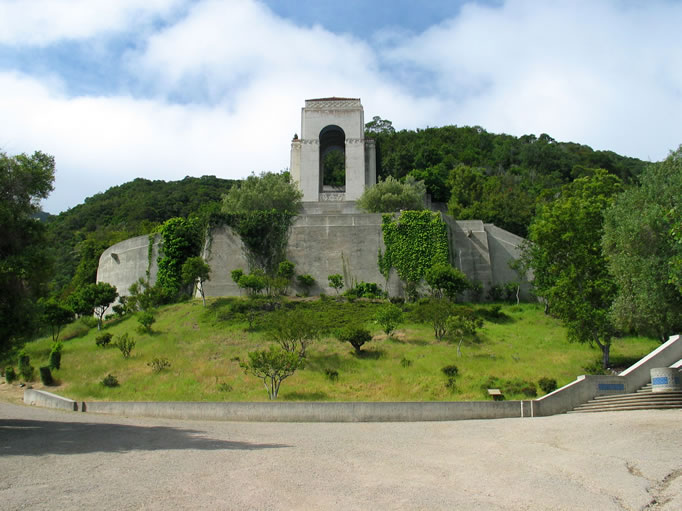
[1, 0, 681, 214]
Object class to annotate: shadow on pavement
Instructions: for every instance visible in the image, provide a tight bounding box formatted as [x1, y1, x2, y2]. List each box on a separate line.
[0, 419, 290, 456]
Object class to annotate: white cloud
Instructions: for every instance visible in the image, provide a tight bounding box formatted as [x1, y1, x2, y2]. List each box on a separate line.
[0, 0, 183, 46]
[384, 0, 682, 158]
[1, 0, 682, 213]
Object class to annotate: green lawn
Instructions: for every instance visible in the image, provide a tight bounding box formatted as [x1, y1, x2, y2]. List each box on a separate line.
[15, 299, 659, 402]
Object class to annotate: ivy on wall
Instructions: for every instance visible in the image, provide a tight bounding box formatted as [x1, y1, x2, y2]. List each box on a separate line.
[156, 217, 202, 297]
[379, 210, 450, 285]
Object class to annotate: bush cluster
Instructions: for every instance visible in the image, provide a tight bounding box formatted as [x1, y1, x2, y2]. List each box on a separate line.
[101, 374, 119, 387]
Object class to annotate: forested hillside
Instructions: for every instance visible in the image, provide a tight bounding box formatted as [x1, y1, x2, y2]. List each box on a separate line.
[369, 122, 647, 236]
[44, 123, 648, 298]
[47, 175, 237, 297]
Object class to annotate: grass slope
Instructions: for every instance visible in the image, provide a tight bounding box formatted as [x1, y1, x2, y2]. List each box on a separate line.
[18, 299, 658, 402]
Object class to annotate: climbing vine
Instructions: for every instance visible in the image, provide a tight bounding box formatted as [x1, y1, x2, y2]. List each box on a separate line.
[379, 211, 449, 285]
[156, 217, 202, 297]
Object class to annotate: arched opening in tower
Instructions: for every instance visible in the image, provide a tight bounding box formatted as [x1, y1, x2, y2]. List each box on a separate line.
[319, 125, 346, 192]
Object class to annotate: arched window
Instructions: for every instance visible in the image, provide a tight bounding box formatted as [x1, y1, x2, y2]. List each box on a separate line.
[319, 125, 345, 191]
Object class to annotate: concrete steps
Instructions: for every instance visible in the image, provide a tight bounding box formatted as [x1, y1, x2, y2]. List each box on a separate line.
[570, 382, 682, 414]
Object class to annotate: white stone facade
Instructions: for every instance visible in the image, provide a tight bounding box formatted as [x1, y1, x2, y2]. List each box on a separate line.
[290, 97, 376, 201]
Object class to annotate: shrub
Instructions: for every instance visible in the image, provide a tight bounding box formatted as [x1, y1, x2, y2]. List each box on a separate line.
[5, 366, 17, 383]
[441, 365, 459, 379]
[18, 351, 34, 381]
[583, 359, 609, 375]
[95, 332, 113, 348]
[344, 281, 384, 299]
[487, 284, 504, 302]
[442, 364, 459, 391]
[335, 325, 373, 354]
[521, 385, 538, 397]
[115, 333, 136, 359]
[538, 377, 558, 394]
[49, 342, 63, 370]
[101, 374, 119, 387]
[356, 175, 426, 213]
[137, 310, 156, 334]
[39, 366, 54, 386]
[217, 382, 233, 392]
[296, 274, 315, 296]
[400, 357, 412, 368]
[424, 263, 470, 301]
[324, 368, 339, 381]
[147, 357, 171, 373]
[375, 303, 403, 336]
[79, 316, 99, 329]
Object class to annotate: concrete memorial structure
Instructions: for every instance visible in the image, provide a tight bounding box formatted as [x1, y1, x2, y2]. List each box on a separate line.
[97, 97, 531, 301]
[290, 97, 376, 202]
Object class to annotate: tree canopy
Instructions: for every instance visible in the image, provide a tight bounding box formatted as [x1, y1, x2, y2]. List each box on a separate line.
[526, 169, 622, 368]
[602, 146, 682, 341]
[221, 172, 302, 274]
[356, 175, 426, 213]
[0, 150, 55, 353]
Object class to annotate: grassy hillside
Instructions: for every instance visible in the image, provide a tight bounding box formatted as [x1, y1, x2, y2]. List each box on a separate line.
[17, 299, 658, 402]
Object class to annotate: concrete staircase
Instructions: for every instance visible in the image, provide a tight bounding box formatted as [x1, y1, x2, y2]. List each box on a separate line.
[570, 367, 682, 414]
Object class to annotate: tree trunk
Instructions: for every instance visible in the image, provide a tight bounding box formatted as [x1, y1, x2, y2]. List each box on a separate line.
[602, 345, 610, 369]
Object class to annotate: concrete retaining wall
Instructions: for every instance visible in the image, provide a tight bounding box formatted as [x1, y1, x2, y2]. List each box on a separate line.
[81, 400, 533, 422]
[98, 212, 531, 301]
[24, 389, 78, 412]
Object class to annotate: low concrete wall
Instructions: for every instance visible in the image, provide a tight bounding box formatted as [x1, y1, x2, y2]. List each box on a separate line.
[24, 389, 78, 412]
[82, 400, 533, 422]
[532, 375, 628, 417]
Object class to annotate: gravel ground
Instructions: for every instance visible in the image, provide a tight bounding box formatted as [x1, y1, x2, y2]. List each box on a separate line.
[0, 401, 680, 510]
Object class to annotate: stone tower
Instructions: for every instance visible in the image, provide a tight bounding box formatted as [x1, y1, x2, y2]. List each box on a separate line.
[290, 97, 376, 202]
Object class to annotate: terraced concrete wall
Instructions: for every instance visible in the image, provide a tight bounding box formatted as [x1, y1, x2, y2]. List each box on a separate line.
[97, 213, 530, 300]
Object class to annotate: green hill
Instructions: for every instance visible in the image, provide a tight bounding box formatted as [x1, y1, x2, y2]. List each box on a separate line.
[17, 299, 658, 402]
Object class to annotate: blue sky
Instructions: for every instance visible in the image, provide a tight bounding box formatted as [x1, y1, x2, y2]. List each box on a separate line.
[1, 0, 681, 213]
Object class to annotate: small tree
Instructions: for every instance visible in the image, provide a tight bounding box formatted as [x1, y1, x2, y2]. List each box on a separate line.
[39, 298, 74, 343]
[70, 282, 118, 330]
[415, 298, 455, 341]
[336, 325, 373, 354]
[446, 309, 483, 357]
[267, 308, 322, 358]
[239, 272, 267, 295]
[328, 274, 344, 295]
[115, 333, 136, 359]
[182, 256, 211, 306]
[375, 303, 403, 336]
[240, 345, 302, 399]
[424, 263, 469, 301]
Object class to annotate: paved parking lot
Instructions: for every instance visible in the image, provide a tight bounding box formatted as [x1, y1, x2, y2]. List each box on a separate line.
[1, 401, 680, 510]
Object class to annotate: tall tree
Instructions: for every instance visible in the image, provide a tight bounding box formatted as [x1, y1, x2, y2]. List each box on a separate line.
[602, 146, 682, 341]
[221, 172, 302, 274]
[0, 150, 55, 354]
[526, 170, 622, 368]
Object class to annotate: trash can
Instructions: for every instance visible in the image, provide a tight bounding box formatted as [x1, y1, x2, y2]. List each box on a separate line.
[650, 367, 681, 392]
